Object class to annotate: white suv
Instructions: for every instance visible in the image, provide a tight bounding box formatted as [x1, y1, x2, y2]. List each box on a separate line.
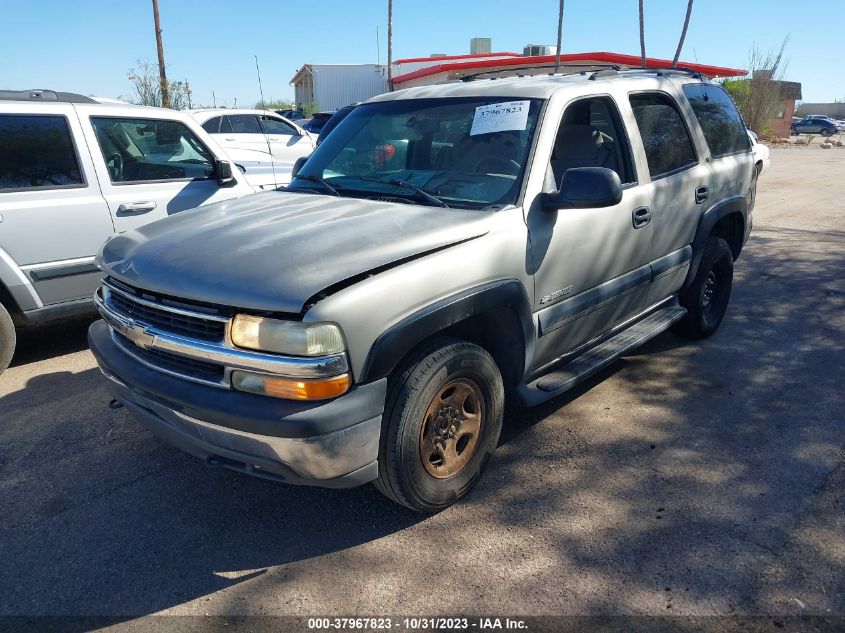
[189, 109, 316, 189]
[0, 89, 256, 373]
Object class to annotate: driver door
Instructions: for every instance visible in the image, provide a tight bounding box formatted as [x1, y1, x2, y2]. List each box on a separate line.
[78, 107, 248, 234]
[527, 95, 654, 370]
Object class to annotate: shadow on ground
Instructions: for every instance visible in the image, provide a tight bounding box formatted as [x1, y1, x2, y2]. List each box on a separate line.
[0, 225, 842, 619]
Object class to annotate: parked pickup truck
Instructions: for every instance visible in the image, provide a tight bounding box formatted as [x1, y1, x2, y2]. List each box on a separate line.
[89, 69, 755, 512]
[0, 90, 255, 373]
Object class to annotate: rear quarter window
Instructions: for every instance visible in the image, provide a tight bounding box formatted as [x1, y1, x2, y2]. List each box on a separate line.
[683, 84, 751, 158]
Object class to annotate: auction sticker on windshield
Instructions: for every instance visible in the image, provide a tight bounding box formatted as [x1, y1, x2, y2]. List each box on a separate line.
[470, 101, 530, 136]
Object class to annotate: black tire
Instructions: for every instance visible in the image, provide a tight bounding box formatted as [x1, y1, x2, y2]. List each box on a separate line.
[820, 128, 832, 137]
[374, 338, 504, 513]
[0, 302, 15, 375]
[674, 236, 734, 339]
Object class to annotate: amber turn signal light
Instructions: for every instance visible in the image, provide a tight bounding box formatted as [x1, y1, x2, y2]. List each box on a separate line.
[231, 371, 351, 401]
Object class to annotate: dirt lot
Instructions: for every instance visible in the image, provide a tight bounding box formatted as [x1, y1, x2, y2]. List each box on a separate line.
[1, 148, 843, 626]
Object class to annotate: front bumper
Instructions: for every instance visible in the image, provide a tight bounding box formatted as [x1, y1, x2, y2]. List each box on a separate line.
[88, 320, 385, 488]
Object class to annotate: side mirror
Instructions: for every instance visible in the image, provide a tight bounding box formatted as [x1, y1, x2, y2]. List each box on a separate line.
[544, 167, 623, 211]
[291, 156, 308, 178]
[216, 160, 235, 187]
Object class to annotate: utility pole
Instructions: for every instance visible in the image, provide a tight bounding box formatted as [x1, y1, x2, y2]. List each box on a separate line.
[554, 0, 564, 73]
[151, 0, 170, 108]
[387, 0, 393, 91]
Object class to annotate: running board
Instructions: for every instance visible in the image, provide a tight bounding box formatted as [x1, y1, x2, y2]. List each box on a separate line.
[516, 306, 687, 406]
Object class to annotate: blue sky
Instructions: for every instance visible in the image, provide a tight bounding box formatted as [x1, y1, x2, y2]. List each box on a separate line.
[1, 0, 840, 107]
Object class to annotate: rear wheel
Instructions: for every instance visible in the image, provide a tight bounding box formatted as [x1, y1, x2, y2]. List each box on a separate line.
[820, 128, 832, 137]
[0, 303, 16, 375]
[374, 339, 504, 513]
[675, 236, 734, 339]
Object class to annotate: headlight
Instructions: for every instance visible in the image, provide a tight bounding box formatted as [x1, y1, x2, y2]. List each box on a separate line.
[229, 314, 345, 356]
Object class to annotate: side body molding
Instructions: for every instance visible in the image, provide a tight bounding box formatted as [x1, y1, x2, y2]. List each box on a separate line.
[360, 279, 535, 383]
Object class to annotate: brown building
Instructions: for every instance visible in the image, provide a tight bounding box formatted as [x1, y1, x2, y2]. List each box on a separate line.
[769, 80, 803, 137]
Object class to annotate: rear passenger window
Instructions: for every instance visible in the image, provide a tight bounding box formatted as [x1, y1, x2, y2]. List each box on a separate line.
[0, 115, 84, 190]
[683, 84, 751, 157]
[629, 93, 697, 178]
[201, 117, 221, 134]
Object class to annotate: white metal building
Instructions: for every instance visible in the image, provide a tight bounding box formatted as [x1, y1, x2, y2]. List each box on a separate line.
[290, 64, 389, 112]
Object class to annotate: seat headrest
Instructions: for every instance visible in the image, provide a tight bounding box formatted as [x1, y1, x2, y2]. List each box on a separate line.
[554, 124, 602, 160]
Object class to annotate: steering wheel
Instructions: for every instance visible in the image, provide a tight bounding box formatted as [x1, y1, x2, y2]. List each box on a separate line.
[474, 157, 520, 175]
[106, 153, 124, 181]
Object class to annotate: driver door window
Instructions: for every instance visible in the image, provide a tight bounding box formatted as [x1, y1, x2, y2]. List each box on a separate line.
[90, 117, 214, 183]
[548, 96, 636, 190]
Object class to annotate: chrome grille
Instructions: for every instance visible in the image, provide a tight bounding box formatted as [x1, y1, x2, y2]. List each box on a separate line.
[114, 332, 226, 384]
[103, 279, 228, 342]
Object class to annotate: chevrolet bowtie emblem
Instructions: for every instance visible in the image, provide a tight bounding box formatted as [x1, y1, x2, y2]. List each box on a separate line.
[123, 322, 156, 349]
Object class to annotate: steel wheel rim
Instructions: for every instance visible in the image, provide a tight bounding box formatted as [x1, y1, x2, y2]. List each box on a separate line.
[702, 269, 717, 308]
[419, 378, 484, 479]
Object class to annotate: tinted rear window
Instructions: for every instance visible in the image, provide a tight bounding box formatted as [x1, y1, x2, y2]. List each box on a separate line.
[629, 93, 697, 178]
[683, 84, 751, 158]
[0, 115, 84, 190]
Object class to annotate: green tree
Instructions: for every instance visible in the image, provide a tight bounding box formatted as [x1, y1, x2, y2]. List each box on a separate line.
[124, 60, 192, 110]
[722, 39, 789, 135]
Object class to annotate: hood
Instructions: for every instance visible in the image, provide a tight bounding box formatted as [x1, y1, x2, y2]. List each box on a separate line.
[99, 191, 490, 314]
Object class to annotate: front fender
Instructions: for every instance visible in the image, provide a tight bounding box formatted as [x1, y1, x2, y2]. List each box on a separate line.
[360, 279, 534, 383]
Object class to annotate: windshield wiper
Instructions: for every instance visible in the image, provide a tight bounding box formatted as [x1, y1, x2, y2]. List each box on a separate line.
[358, 176, 449, 208]
[292, 174, 340, 196]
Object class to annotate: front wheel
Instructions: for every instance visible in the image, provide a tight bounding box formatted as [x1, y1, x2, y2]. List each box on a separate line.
[674, 236, 734, 339]
[0, 302, 16, 375]
[374, 339, 504, 513]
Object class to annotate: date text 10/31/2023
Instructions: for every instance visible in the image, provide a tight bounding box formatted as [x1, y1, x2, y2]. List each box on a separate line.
[307, 617, 529, 630]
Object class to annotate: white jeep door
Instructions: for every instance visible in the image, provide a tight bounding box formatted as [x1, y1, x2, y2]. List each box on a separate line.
[77, 106, 253, 234]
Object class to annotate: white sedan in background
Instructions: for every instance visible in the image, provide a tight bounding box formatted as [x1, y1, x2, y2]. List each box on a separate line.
[189, 109, 316, 189]
[748, 130, 770, 175]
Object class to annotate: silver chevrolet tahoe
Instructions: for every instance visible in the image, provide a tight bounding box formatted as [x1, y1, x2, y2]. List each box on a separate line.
[89, 69, 755, 512]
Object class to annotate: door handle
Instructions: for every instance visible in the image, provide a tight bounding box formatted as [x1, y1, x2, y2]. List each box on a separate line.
[632, 207, 651, 229]
[117, 201, 157, 215]
[224, 137, 235, 141]
[695, 186, 710, 204]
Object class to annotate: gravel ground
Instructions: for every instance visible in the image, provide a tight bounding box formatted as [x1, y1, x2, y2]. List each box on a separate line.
[0, 148, 842, 628]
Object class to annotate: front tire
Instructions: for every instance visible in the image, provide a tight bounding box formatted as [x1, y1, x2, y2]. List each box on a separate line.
[374, 339, 504, 513]
[0, 302, 16, 375]
[675, 237, 734, 339]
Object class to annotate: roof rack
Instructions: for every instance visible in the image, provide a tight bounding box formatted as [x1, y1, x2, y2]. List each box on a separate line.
[0, 89, 97, 104]
[457, 64, 706, 83]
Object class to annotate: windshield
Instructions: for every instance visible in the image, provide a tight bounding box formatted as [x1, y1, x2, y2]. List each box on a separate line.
[287, 97, 543, 210]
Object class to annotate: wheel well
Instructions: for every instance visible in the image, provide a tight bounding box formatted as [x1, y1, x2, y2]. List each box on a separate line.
[712, 212, 744, 260]
[388, 307, 527, 392]
[0, 282, 21, 319]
